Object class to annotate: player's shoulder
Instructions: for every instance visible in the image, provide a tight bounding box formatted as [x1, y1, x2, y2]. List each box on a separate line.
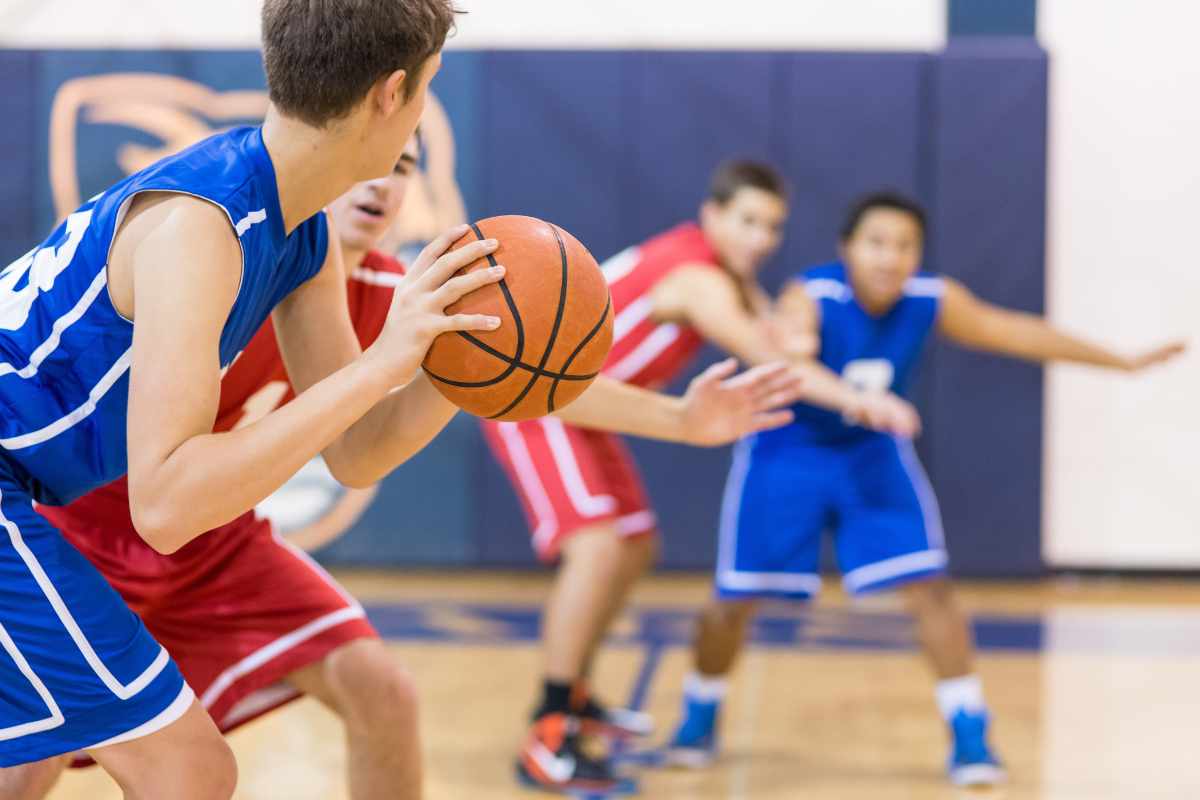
[351, 250, 407, 287]
[645, 221, 720, 265]
[901, 270, 945, 300]
[797, 262, 852, 302]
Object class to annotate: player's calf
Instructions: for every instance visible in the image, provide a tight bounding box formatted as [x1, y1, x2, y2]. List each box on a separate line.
[90, 701, 238, 800]
[665, 598, 758, 768]
[899, 579, 1005, 786]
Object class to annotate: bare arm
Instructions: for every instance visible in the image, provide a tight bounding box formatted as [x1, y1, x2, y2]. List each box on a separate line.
[124, 197, 401, 552]
[124, 202, 497, 553]
[553, 360, 803, 446]
[773, 281, 922, 437]
[938, 278, 1186, 370]
[274, 226, 502, 488]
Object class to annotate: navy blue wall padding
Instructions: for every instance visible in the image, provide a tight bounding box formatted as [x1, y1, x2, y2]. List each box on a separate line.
[1, 46, 1049, 576]
[949, 0, 1038, 37]
[923, 39, 1048, 575]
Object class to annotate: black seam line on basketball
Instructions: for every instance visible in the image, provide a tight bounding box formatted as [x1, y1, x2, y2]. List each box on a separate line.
[547, 296, 611, 413]
[451, 331, 600, 383]
[424, 221, 529, 390]
[486, 222, 570, 420]
[425, 343, 599, 387]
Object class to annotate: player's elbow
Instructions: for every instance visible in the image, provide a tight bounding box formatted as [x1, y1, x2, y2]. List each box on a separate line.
[128, 497, 191, 555]
[327, 462, 379, 491]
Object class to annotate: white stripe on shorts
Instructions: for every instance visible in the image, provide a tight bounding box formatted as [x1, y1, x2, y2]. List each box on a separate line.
[538, 418, 617, 517]
[495, 421, 559, 550]
[0, 488, 170, 700]
[842, 550, 948, 594]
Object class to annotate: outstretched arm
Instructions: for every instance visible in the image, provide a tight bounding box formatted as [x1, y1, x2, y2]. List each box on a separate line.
[553, 360, 803, 446]
[771, 281, 922, 437]
[938, 278, 1186, 370]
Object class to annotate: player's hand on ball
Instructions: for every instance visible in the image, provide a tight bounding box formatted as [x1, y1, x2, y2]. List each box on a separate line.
[681, 359, 805, 446]
[1121, 339, 1187, 372]
[365, 224, 505, 387]
[845, 391, 922, 438]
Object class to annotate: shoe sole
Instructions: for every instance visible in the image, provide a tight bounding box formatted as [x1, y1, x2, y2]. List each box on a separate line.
[949, 763, 1007, 787]
[515, 761, 640, 796]
[661, 747, 717, 769]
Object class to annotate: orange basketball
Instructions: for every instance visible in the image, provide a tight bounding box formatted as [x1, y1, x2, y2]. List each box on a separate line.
[422, 215, 614, 421]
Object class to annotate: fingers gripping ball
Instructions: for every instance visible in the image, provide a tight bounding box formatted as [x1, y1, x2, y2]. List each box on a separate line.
[422, 215, 614, 421]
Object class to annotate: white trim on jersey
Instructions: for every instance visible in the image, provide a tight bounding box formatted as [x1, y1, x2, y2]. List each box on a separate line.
[804, 278, 851, 302]
[495, 421, 559, 551]
[716, 436, 823, 596]
[612, 295, 653, 341]
[0, 488, 171, 700]
[0, 347, 132, 450]
[199, 606, 364, 711]
[842, 549, 948, 594]
[894, 437, 946, 549]
[599, 246, 641, 286]
[351, 266, 405, 288]
[220, 683, 301, 730]
[199, 531, 367, 713]
[233, 208, 268, 237]
[605, 323, 682, 382]
[718, 570, 823, 595]
[0, 621, 65, 741]
[615, 510, 656, 536]
[903, 276, 945, 298]
[83, 683, 196, 751]
[0, 263, 108, 380]
[539, 418, 617, 517]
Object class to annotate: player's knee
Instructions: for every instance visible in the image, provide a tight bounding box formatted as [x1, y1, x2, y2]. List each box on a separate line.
[329, 640, 419, 729]
[177, 735, 237, 799]
[901, 576, 956, 614]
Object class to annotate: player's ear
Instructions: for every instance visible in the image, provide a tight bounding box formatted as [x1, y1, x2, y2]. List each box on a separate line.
[377, 69, 409, 117]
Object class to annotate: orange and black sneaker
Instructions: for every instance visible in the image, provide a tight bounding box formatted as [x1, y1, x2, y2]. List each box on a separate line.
[516, 712, 632, 794]
[571, 682, 655, 741]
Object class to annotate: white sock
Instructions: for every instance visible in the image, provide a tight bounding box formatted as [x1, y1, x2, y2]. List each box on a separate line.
[935, 674, 986, 720]
[684, 672, 728, 703]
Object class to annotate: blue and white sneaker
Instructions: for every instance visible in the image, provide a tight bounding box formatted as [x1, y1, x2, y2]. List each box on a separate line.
[947, 710, 1006, 786]
[663, 697, 720, 768]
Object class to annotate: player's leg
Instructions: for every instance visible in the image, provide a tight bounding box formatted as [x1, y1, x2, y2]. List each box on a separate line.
[129, 518, 389, 798]
[0, 755, 70, 800]
[667, 438, 827, 766]
[287, 639, 420, 800]
[481, 419, 631, 792]
[87, 701, 237, 800]
[0, 471, 231, 799]
[838, 435, 1003, 786]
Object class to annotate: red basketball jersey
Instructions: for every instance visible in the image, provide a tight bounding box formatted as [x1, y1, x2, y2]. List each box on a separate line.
[40, 250, 406, 536]
[600, 222, 721, 388]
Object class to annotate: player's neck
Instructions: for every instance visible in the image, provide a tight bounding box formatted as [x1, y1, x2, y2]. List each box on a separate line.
[262, 110, 361, 234]
[341, 246, 369, 273]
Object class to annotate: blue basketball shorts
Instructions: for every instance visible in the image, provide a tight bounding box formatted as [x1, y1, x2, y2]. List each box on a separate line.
[0, 461, 191, 766]
[715, 433, 947, 601]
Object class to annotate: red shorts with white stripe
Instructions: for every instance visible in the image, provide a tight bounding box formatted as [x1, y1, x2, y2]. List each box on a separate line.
[480, 418, 658, 562]
[55, 511, 378, 739]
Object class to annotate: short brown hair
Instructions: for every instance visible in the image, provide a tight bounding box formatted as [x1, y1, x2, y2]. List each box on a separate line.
[262, 0, 460, 128]
[708, 160, 788, 205]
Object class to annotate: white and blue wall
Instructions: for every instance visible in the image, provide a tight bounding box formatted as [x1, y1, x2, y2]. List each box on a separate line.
[1, 0, 1194, 572]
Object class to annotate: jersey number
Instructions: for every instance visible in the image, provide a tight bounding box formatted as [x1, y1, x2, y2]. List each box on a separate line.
[842, 359, 895, 394]
[0, 209, 94, 330]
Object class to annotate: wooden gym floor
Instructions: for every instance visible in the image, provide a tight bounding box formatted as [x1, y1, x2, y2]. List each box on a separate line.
[49, 572, 1200, 799]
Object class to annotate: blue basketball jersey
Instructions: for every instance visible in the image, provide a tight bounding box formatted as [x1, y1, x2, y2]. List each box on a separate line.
[773, 261, 943, 444]
[0, 126, 328, 505]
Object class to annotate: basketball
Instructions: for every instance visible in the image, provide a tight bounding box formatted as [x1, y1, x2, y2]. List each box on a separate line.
[422, 215, 614, 421]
